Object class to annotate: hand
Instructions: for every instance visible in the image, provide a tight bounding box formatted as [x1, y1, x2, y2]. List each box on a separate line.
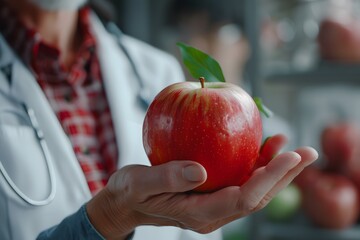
[86, 134, 318, 239]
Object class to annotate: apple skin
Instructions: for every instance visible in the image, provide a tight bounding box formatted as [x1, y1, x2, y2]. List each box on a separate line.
[143, 81, 262, 192]
[295, 168, 360, 229]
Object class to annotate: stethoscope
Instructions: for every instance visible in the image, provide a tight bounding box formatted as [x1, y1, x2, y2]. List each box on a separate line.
[0, 21, 149, 206]
[0, 101, 57, 206]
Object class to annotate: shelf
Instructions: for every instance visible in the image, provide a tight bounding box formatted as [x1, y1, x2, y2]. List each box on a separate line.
[264, 62, 360, 86]
[253, 212, 360, 240]
[260, 223, 360, 240]
[244, 1, 360, 238]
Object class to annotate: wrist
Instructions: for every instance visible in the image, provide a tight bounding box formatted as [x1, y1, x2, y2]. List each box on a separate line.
[86, 188, 137, 240]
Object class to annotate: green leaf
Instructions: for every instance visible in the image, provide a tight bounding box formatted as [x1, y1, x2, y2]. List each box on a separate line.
[177, 42, 225, 82]
[253, 97, 273, 118]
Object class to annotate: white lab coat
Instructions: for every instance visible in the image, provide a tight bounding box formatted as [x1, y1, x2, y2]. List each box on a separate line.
[0, 13, 222, 240]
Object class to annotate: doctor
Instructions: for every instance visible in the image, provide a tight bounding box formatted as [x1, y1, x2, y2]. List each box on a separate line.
[0, 0, 318, 239]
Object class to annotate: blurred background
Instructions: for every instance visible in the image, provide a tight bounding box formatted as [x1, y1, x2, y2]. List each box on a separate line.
[102, 0, 360, 239]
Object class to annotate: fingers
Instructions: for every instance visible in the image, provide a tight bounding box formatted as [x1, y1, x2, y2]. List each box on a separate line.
[184, 152, 302, 222]
[258, 147, 318, 206]
[295, 147, 319, 166]
[255, 134, 288, 169]
[124, 161, 207, 199]
[197, 147, 318, 221]
[109, 147, 317, 235]
[238, 151, 301, 212]
[244, 147, 318, 213]
[190, 147, 318, 226]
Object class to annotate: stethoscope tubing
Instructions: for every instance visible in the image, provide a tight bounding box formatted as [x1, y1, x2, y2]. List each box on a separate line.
[0, 20, 149, 206]
[0, 92, 56, 206]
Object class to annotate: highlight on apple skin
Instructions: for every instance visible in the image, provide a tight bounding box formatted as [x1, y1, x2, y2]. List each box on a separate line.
[142, 79, 262, 192]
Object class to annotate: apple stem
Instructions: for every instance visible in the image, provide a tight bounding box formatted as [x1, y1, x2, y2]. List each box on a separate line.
[199, 77, 205, 88]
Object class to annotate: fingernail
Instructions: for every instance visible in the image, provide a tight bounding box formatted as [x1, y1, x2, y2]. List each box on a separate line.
[183, 165, 206, 182]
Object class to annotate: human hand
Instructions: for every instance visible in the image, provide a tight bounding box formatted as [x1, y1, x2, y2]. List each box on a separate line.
[86, 134, 318, 239]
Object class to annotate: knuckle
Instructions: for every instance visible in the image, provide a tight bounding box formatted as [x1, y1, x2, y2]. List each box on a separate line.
[121, 169, 138, 197]
[121, 178, 133, 197]
[161, 166, 179, 190]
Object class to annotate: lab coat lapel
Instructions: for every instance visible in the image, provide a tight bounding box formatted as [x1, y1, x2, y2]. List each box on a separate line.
[0, 35, 84, 181]
[92, 17, 150, 169]
[9, 52, 92, 200]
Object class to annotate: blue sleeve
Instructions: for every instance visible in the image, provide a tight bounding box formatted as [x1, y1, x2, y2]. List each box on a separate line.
[37, 204, 136, 240]
[36, 205, 105, 240]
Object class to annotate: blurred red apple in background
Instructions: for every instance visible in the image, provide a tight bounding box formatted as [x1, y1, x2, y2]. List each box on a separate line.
[293, 166, 320, 191]
[143, 78, 262, 192]
[318, 19, 360, 62]
[295, 167, 359, 229]
[321, 122, 360, 172]
[294, 122, 360, 230]
[321, 122, 360, 192]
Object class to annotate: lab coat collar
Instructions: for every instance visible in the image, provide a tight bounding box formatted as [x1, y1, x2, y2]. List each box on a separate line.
[90, 13, 150, 169]
[0, 35, 16, 94]
[0, 33, 92, 199]
[0, 12, 144, 180]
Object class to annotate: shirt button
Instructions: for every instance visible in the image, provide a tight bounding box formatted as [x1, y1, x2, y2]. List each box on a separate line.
[64, 93, 72, 102]
[82, 146, 90, 155]
[82, 147, 90, 155]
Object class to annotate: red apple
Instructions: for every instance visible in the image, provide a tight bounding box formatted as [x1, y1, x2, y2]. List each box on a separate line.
[318, 19, 360, 62]
[321, 122, 360, 194]
[298, 168, 359, 229]
[142, 79, 262, 192]
[321, 122, 360, 172]
[293, 166, 320, 192]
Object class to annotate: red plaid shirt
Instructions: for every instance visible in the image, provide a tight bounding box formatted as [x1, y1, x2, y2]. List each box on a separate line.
[0, 4, 118, 195]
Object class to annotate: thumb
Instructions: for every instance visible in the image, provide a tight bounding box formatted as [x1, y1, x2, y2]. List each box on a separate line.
[133, 161, 207, 197]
